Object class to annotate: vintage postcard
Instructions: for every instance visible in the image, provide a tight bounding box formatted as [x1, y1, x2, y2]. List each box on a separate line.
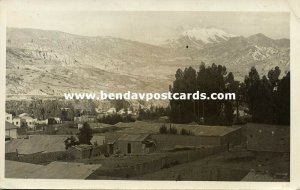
[0, 0, 299, 189]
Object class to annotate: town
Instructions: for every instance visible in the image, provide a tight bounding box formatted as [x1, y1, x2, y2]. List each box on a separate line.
[5, 100, 290, 181]
[4, 12, 291, 182]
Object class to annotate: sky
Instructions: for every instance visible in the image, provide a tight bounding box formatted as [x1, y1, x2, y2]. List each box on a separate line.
[7, 11, 290, 45]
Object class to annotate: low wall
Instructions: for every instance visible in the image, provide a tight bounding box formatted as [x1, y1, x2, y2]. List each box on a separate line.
[5, 151, 74, 164]
[89, 145, 223, 179]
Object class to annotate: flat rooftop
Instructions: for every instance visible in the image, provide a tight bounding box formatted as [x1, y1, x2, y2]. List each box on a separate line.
[5, 160, 101, 179]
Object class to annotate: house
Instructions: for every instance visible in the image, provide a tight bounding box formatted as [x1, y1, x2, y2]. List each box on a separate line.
[12, 117, 26, 127]
[46, 117, 62, 124]
[5, 121, 18, 140]
[114, 134, 156, 155]
[103, 133, 123, 155]
[74, 115, 96, 123]
[5, 112, 13, 123]
[246, 123, 290, 152]
[60, 107, 70, 111]
[106, 107, 116, 115]
[118, 108, 126, 115]
[115, 121, 242, 151]
[91, 135, 105, 145]
[36, 119, 47, 125]
[151, 125, 242, 151]
[18, 113, 38, 130]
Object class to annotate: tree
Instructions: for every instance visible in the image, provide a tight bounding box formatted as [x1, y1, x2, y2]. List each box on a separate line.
[276, 72, 290, 125]
[77, 122, 93, 145]
[268, 66, 281, 87]
[244, 67, 290, 125]
[159, 124, 168, 134]
[245, 67, 261, 121]
[64, 136, 79, 149]
[169, 63, 232, 125]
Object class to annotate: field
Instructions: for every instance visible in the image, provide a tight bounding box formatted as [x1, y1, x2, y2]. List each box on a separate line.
[130, 146, 289, 181]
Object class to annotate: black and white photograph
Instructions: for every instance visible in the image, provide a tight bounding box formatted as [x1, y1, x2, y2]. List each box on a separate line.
[1, 0, 299, 189]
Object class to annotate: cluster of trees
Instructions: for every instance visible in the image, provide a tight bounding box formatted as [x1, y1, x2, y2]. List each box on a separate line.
[245, 66, 290, 125]
[97, 114, 135, 125]
[159, 124, 194, 135]
[6, 99, 98, 121]
[169, 63, 290, 125]
[169, 63, 237, 125]
[110, 100, 131, 112]
[138, 106, 170, 120]
[64, 122, 93, 149]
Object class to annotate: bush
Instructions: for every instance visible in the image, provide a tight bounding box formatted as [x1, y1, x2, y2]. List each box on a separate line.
[159, 124, 168, 134]
[78, 122, 93, 145]
[97, 114, 135, 125]
[169, 125, 178, 134]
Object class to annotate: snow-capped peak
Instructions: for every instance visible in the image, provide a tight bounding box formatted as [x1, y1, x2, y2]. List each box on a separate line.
[182, 27, 236, 43]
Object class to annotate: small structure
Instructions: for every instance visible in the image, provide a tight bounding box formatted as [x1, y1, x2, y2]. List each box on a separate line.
[118, 108, 126, 115]
[5, 121, 18, 140]
[5, 112, 13, 123]
[46, 117, 62, 124]
[246, 123, 290, 152]
[114, 121, 242, 150]
[103, 133, 123, 155]
[36, 119, 47, 125]
[74, 115, 96, 123]
[115, 134, 156, 155]
[151, 125, 242, 151]
[18, 113, 37, 130]
[106, 108, 116, 115]
[91, 135, 105, 145]
[12, 117, 25, 127]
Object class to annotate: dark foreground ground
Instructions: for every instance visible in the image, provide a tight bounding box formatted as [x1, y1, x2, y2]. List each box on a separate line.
[88, 145, 289, 181]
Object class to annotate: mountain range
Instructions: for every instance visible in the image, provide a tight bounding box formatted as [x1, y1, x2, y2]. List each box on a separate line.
[6, 27, 290, 98]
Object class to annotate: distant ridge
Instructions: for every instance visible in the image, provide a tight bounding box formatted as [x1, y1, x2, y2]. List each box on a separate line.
[6, 27, 289, 97]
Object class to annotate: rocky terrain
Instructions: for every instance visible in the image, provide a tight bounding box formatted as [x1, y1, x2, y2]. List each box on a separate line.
[6, 27, 289, 97]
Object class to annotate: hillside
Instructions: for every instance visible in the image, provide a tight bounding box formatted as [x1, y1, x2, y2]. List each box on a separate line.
[6, 27, 290, 97]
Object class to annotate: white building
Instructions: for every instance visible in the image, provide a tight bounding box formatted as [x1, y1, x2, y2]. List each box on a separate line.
[74, 115, 96, 123]
[118, 109, 126, 115]
[5, 112, 13, 123]
[12, 117, 25, 127]
[106, 108, 116, 115]
[46, 117, 62, 124]
[18, 113, 38, 130]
